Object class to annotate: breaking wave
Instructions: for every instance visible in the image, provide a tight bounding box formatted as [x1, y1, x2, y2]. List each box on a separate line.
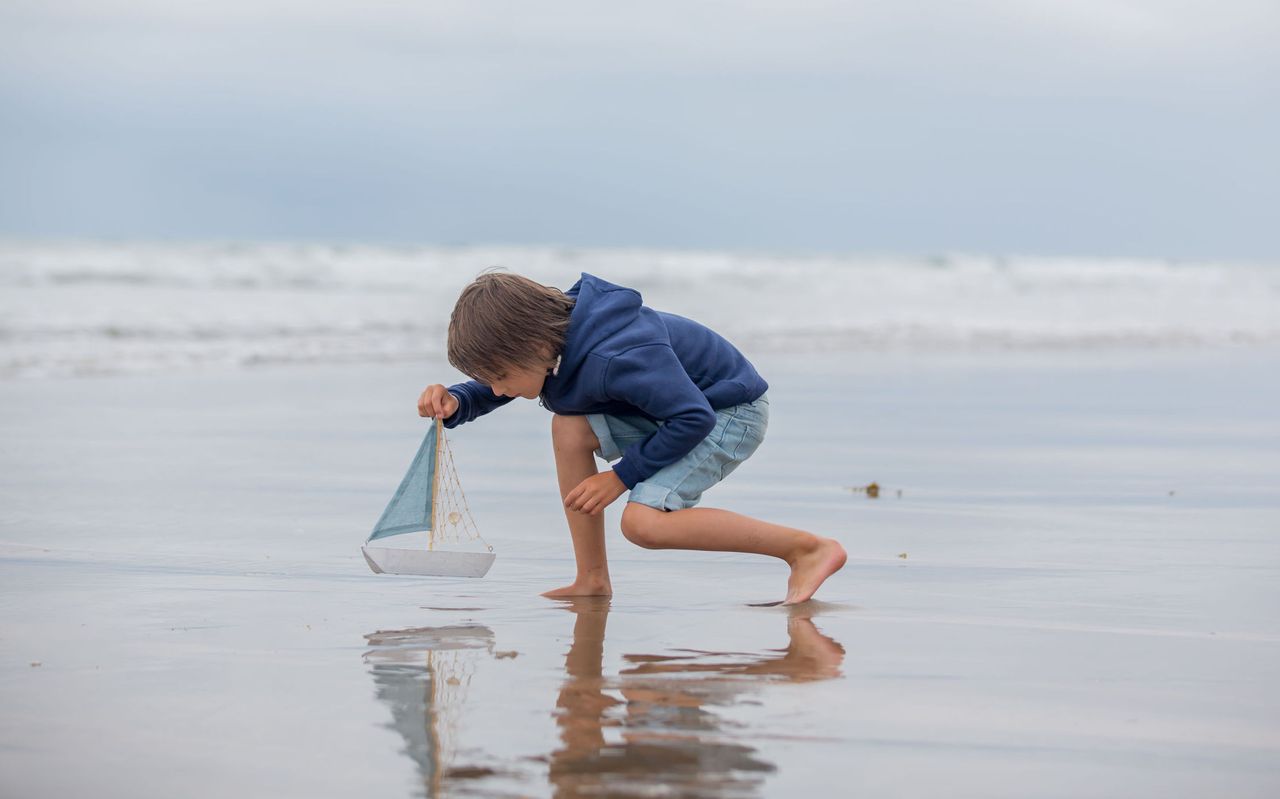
[1, 241, 1276, 378]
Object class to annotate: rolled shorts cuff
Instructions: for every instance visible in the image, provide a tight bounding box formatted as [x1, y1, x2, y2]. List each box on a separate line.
[627, 481, 679, 511]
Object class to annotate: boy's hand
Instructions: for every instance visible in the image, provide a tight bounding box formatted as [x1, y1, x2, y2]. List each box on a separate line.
[565, 471, 627, 515]
[417, 384, 459, 419]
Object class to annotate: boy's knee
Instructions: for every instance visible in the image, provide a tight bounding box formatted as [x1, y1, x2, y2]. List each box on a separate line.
[551, 414, 599, 453]
[620, 502, 664, 549]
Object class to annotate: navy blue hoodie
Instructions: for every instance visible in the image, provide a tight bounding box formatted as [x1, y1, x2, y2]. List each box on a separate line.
[443, 273, 768, 489]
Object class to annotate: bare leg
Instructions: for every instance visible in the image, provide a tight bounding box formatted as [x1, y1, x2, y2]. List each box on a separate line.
[621, 504, 846, 604]
[543, 415, 612, 598]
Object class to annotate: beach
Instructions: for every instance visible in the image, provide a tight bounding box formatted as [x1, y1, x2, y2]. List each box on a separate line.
[5, 0, 1278, 789]
[2, 344, 1278, 798]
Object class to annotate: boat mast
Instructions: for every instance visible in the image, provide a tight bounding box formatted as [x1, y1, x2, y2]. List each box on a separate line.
[428, 417, 443, 551]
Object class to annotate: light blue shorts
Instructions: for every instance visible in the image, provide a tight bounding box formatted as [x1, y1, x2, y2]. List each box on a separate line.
[587, 393, 770, 511]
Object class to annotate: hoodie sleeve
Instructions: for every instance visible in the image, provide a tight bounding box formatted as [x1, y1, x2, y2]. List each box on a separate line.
[603, 344, 717, 489]
[442, 380, 514, 428]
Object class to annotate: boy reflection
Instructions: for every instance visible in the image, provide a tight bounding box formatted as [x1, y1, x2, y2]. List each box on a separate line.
[362, 606, 845, 798]
[549, 599, 845, 798]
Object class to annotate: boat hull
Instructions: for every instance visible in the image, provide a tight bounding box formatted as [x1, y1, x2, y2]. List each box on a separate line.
[361, 545, 496, 578]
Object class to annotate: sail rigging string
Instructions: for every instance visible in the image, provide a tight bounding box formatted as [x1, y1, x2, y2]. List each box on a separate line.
[435, 421, 493, 553]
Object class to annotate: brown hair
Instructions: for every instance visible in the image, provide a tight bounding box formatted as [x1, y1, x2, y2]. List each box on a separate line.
[447, 269, 576, 384]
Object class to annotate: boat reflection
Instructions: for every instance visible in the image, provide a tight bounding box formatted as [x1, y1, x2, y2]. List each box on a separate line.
[363, 624, 499, 798]
[549, 598, 845, 798]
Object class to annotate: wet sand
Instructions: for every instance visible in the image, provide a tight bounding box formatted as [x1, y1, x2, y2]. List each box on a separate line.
[2, 350, 1279, 797]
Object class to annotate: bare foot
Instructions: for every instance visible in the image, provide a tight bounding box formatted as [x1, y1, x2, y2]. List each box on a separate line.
[783, 538, 847, 605]
[542, 580, 612, 599]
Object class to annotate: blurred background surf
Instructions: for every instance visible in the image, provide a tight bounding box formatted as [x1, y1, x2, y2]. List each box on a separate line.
[2, 240, 1276, 379]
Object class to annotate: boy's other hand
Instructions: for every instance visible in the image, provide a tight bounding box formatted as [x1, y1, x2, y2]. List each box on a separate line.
[565, 471, 627, 516]
[417, 384, 459, 419]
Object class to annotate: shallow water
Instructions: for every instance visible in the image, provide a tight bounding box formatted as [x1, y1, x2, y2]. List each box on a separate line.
[2, 351, 1279, 797]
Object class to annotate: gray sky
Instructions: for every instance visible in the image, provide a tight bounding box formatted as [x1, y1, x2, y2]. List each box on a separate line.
[1, 1, 1277, 258]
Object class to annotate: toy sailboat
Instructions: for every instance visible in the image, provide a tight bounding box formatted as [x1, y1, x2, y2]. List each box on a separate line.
[362, 418, 496, 578]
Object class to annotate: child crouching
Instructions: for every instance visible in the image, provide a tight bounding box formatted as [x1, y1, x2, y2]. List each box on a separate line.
[417, 270, 846, 604]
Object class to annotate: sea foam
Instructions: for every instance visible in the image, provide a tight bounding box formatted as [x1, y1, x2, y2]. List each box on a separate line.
[1, 241, 1276, 378]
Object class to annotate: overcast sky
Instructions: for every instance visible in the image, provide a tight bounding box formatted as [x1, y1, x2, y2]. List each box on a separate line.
[1, 1, 1277, 258]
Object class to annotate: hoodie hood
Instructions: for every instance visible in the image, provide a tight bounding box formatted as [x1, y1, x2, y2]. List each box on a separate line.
[554, 273, 643, 382]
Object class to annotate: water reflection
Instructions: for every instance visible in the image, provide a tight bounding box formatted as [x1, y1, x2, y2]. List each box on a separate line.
[550, 598, 844, 798]
[363, 605, 844, 798]
[363, 624, 499, 798]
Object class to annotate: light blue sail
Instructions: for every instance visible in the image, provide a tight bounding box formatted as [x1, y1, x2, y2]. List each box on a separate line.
[368, 422, 439, 542]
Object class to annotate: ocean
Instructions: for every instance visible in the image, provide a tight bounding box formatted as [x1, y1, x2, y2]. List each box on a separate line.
[2, 240, 1277, 378]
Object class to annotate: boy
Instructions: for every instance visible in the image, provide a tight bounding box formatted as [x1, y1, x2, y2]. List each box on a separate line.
[417, 271, 846, 604]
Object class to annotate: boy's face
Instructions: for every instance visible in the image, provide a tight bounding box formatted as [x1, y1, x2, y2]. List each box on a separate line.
[484, 360, 551, 400]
